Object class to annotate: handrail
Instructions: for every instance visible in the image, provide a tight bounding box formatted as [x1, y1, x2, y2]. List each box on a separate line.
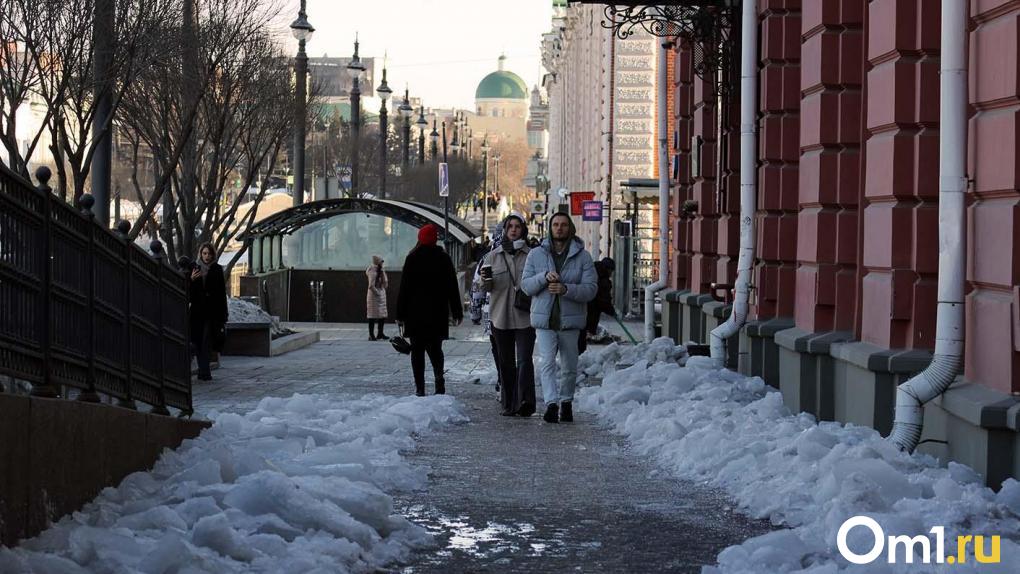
[0, 165, 192, 415]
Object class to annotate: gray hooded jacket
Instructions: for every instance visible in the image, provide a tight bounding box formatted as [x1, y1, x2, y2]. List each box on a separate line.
[521, 216, 597, 330]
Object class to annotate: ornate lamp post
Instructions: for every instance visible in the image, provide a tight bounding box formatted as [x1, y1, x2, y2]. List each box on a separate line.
[399, 89, 413, 169]
[290, 1, 315, 206]
[416, 106, 428, 165]
[346, 36, 366, 194]
[450, 125, 461, 158]
[376, 62, 392, 199]
[429, 118, 439, 162]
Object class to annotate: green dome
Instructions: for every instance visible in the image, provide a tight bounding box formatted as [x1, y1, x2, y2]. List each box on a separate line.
[475, 70, 528, 100]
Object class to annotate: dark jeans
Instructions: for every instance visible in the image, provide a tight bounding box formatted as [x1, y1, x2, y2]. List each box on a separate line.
[368, 319, 387, 338]
[491, 326, 536, 414]
[193, 321, 212, 379]
[411, 336, 445, 393]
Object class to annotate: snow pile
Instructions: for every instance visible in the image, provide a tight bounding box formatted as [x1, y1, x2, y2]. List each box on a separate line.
[575, 353, 1020, 573]
[578, 336, 688, 379]
[228, 298, 287, 337]
[0, 393, 468, 573]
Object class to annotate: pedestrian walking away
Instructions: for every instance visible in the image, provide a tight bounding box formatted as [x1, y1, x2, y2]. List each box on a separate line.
[189, 242, 228, 382]
[396, 224, 464, 396]
[578, 257, 616, 354]
[521, 212, 597, 423]
[478, 213, 536, 417]
[366, 255, 389, 341]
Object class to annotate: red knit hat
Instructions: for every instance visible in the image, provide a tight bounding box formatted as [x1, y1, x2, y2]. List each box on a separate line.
[418, 224, 439, 246]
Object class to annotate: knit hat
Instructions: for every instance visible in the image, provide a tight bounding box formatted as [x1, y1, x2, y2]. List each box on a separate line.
[418, 224, 439, 246]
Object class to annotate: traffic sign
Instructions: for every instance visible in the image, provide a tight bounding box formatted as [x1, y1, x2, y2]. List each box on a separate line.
[438, 162, 449, 197]
[529, 199, 546, 214]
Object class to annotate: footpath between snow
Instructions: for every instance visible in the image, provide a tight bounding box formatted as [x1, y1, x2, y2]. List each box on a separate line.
[0, 394, 467, 573]
[575, 339, 1020, 574]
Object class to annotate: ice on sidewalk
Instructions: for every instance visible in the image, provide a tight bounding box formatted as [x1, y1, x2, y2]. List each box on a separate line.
[576, 339, 1020, 573]
[0, 393, 467, 574]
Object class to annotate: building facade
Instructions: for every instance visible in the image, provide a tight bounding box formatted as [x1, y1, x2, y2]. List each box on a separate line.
[541, 1, 661, 259]
[664, 0, 1020, 487]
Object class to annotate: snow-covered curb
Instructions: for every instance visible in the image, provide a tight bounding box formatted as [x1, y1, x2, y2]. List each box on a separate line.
[1, 393, 467, 573]
[576, 339, 1020, 573]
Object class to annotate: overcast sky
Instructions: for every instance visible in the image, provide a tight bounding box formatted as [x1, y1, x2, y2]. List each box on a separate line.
[278, 0, 554, 111]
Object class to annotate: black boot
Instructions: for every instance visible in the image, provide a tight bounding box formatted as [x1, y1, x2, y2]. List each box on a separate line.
[543, 403, 559, 423]
[435, 379, 446, 395]
[415, 381, 426, 397]
[560, 401, 573, 423]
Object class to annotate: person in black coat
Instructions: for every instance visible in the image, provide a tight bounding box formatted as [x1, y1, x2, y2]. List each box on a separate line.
[578, 257, 616, 354]
[189, 242, 228, 381]
[396, 224, 464, 396]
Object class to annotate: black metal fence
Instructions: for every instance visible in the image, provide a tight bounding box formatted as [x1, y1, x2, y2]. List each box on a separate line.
[0, 164, 192, 414]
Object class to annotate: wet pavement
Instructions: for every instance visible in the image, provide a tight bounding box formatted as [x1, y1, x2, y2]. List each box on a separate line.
[195, 323, 773, 573]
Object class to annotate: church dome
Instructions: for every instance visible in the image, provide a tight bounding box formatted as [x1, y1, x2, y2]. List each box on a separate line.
[475, 55, 528, 100]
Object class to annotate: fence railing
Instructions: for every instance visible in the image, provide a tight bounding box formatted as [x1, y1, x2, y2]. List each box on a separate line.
[0, 164, 192, 415]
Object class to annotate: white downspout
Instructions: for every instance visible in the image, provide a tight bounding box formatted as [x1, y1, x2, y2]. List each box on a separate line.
[709, 0, 758, 366]
[596, 26, 613, 260]
[644, 38, 671, 343]
[889, 0, 967, 452]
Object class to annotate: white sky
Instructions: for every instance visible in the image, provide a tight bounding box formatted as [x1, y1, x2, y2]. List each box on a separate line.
[279, 0, 554, 111]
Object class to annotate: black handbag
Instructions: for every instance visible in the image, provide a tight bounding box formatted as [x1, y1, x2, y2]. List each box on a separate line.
[502, 253, 532, 312]
[390, 323, 412, 354]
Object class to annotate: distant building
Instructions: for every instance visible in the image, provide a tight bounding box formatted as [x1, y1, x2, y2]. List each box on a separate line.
[468, 55, 528, 146]
[308, 56, 376, 98]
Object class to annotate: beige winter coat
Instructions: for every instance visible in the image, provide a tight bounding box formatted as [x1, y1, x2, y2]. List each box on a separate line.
[366, 265, 388, 319]
[478, 245, 531, 330]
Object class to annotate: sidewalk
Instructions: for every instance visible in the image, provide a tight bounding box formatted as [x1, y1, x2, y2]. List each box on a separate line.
[193, 323, 771, 572]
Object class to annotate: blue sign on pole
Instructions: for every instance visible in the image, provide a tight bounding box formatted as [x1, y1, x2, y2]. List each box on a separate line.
[581, 200, 603, 222]
[438, 162, 449, 197]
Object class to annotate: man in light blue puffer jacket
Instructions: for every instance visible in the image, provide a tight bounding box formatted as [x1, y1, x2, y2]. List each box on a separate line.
[521, 212, 597, 423]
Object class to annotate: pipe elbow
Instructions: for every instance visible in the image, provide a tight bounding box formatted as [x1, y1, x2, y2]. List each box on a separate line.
[888, 353, 963, 452]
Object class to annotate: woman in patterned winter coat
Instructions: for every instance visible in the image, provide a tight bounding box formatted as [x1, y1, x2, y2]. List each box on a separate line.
[470, 222, 505, 393]
[366, 255, 389, 341]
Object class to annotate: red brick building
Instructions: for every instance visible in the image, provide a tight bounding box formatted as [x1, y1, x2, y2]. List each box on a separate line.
[664, 0, 1020, 486]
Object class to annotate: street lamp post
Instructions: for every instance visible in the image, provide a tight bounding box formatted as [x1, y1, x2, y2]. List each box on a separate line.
[376, 62, 392, 199]
[429, 119, 439, 163]
[480, 137, 489, 235]
[493, 152, 501, 216]
[290, 1, 315, 207]
[399, 88, 413, 169]
[416, 107, 428, 165]
[347, 36, 366, 195]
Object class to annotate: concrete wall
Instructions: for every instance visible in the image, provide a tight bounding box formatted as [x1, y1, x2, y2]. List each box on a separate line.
[0, 394, 209, 546]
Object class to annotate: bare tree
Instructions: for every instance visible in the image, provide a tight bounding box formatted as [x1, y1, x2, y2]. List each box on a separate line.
[0, 0, 183, 198]
[118, 0, 284, 251]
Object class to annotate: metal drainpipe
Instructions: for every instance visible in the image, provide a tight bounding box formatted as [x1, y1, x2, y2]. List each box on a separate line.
[709, 0, 758, 367]
[644, 37, 672, 343]
[889, 0, 967, 452]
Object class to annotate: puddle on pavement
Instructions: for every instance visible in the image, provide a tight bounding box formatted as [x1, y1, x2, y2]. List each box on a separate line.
[399, 504, 602, 570]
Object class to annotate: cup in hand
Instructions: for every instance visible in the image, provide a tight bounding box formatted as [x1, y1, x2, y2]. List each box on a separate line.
[481, 264, 493, 281]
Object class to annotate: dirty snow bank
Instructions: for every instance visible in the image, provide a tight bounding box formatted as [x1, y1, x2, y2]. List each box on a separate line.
[0, 393, 467, 573]
[576, 343, 1020, 573]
